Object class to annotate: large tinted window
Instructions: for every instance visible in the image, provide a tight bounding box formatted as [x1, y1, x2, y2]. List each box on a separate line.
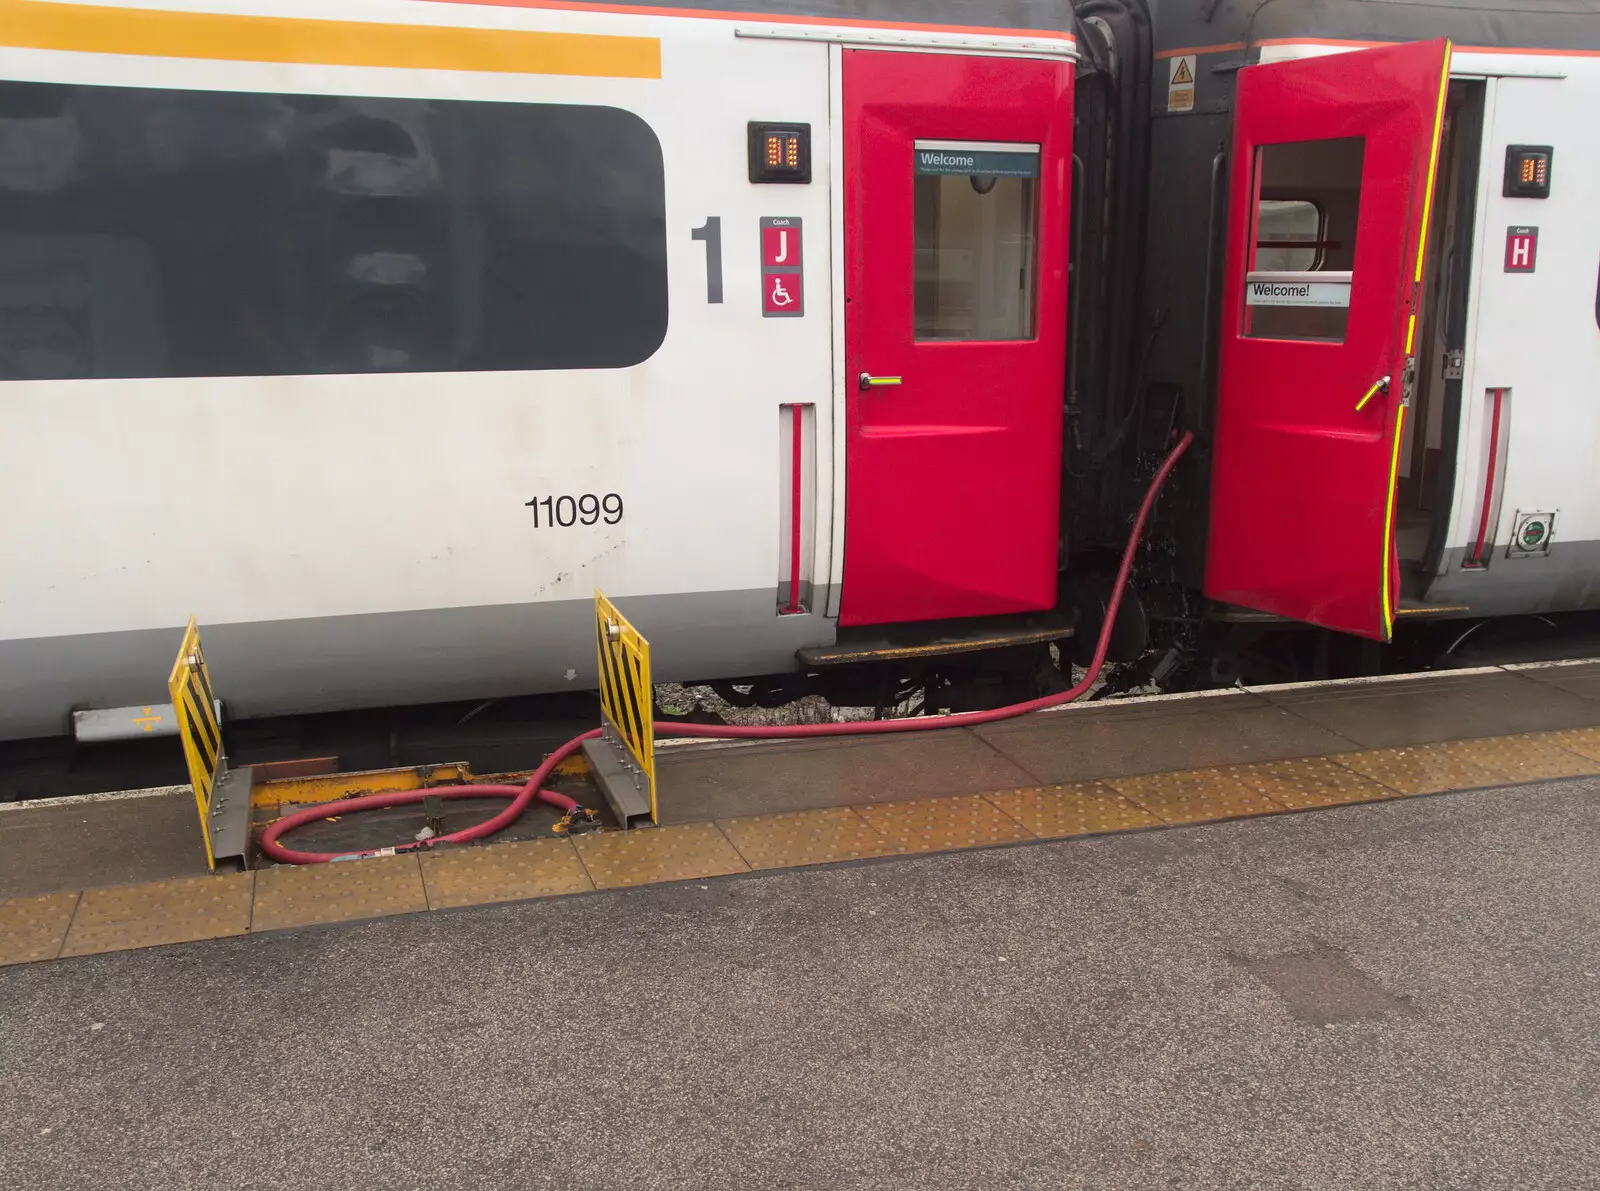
[0, 82, 667, 380]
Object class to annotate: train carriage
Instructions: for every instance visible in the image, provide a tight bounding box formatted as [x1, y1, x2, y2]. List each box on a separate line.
[1126, 0, 1600, 685]
[1, 0, 1596, 741]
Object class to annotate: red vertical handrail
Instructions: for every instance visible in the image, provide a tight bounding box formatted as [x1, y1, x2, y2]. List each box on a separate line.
[1468, 388, 1504, 567]
[783, 404, 805, 613]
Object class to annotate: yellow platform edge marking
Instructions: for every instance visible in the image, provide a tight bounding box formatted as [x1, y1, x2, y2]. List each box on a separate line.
[855, 794, 1033, 854]
[0, 891, 80, 967]
[716, 806, 898, 869]
[6, 728, 1600, 966]
[419, 837, 593, 909]
[60, 873, 254, 958]
[0, 0, 661, 79]
[983, 782, 1164, 837]
[573, 822, 746, 888]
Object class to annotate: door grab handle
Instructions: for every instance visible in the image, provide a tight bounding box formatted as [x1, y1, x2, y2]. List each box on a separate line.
[1355, 375, 1391, 412]
[859, 372, 902, 391]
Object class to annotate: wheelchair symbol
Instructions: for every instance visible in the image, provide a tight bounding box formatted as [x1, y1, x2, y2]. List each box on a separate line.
[763, 270, 802, 316]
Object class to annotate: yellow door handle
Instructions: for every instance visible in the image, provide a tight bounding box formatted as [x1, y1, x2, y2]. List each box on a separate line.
[1355, 375, 1391, 412]
[859, 372, 903, 391]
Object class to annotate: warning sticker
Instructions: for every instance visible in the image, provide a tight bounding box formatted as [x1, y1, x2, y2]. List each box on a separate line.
[1168, 54, 1196, 113]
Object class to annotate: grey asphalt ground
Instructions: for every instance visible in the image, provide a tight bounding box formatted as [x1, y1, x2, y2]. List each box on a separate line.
[3, 780, 1598, 1191]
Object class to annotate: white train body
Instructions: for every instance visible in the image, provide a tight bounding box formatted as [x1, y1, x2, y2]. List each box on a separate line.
[5, 0, 1063, 739]
[4, 0, 1600, 741]
[1421, 58, 1600, 612]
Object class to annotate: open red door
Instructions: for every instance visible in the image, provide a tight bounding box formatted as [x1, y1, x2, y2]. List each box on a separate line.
[1204, 40, 1452, 640]
[841, 51, 1072, 627]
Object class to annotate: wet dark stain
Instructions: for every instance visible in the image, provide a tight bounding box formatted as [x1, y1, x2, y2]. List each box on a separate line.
[1273, 874, 1323, 904]
[435, 1018, 489, 1034]
[1232, 940, 1415, 1026]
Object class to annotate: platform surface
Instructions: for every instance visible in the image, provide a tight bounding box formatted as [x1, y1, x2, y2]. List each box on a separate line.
[0, 787, 209, 900]
[4, 661, 1600, 957]
[2, 779, 1597, 1190]
[653, 661, 1600, 820]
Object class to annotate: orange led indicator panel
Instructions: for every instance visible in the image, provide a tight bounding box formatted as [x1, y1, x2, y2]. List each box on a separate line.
[748, 122, 811, 184]
[765, 133, 801, 169]
[1503, 145, 1552, 199]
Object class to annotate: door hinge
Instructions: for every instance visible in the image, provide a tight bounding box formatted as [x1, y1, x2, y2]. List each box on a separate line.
[1401, 356, 1418, 408]
[1443, 348, 1464, 381]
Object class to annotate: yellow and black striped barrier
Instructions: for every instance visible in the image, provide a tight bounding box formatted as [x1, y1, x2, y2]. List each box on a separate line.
[167, 618, 250, 869]
[588, 590, 657, 828]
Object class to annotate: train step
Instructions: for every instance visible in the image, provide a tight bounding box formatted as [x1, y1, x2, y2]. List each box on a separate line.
[1211, 598, 1472, 626]
[1394, 596, 1473, 619]
[797, 611, 1075, 668]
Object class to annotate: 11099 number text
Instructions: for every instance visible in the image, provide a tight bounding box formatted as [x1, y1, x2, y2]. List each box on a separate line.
[524, 494, 624, 528]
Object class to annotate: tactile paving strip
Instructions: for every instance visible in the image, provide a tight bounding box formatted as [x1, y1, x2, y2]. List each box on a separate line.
[1526, 727, 1600, 765]
[61, 873, 254, 957]
[717, 806, 897, 870]
[1107, 768, 1286, 824]
[573, 822, 749, 889]
[856, 794, 1033, 854]
[1436, 735, 1600, 783]
[251, 854, 428, 933]
[11, 716, 1600, 968]
[1332, 745, 1504, 797]
[0, 891, 79, 966]
[983, 782, 1164, 838]
[1221, 757, 1395, 810]
[420, 838, 592, 909]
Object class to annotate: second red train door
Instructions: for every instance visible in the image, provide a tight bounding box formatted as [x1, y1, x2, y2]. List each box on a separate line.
[1204, 40, 1452, 640]
[840, 51, 1073, 628]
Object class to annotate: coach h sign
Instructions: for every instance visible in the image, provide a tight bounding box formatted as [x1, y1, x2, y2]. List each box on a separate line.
[1504, 226, 1538, 274]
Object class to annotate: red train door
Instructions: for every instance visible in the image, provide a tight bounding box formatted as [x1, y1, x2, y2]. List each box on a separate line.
[840, 51, 1072, 627]
[1204, 39, 1452, 640]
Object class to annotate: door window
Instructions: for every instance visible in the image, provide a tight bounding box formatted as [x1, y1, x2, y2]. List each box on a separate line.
[912, 140, 1038, 341]
[1243, 136, 1364, 344]
[1255, 200, 1325, 271]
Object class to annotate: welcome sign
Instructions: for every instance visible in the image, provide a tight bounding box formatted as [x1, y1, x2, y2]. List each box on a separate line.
[1244, 271, 1352, 308]
[914, 140, 1041, 179]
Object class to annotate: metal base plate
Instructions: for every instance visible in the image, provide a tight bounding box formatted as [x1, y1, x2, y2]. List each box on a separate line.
[581, 737, 654, 830]
[207, 765, 255, 870]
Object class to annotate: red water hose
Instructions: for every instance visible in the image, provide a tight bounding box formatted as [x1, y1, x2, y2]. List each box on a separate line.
[258, 737, 597, 865]
[261, 431, 1193, 864]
